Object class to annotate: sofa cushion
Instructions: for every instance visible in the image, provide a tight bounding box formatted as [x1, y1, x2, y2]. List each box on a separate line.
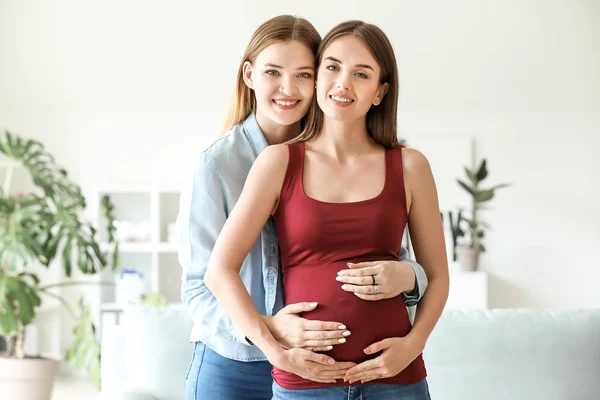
[424, 309, 600, 400]
[123, 303, 193, 400]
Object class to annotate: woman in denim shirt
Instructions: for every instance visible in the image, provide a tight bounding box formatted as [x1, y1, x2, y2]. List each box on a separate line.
[178, 15, 428, 400]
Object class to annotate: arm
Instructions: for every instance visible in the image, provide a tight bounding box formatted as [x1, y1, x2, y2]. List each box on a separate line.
[178, 153, 249, 344]
[344, 148, 449, 384]
[204, 145, 355, 382]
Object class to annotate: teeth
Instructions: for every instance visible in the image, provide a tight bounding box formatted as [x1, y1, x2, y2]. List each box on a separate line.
[275, 100, 298, 106]
[331, 95, 353, 103]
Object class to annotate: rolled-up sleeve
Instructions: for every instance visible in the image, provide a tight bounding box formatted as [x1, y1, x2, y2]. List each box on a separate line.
[399, 247, 429, 307]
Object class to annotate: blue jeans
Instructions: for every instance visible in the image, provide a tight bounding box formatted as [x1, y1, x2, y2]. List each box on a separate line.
[272, 379, 431, 400]
[185, 341, 273, 400]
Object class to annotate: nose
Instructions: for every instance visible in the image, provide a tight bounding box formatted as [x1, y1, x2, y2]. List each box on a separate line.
[280, 76, 298, 96]
[336, 73, 352, 91]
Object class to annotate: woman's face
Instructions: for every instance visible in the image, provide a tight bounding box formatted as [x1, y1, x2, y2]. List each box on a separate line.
[315, 35, 387, 123]
[243, 40, 315, 127]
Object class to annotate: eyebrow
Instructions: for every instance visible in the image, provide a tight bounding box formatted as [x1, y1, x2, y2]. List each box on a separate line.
[324, 56, 374, 71]
[264, 63, 314, 71]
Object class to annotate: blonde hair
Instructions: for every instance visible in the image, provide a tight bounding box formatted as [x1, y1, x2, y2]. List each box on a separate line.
[222, 15, 321, 133]
[289, 20, 404, 148]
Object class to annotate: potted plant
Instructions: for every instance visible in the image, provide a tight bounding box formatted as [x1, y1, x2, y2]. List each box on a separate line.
[0, 130, 118, 399]
[455, 158, 510, 271]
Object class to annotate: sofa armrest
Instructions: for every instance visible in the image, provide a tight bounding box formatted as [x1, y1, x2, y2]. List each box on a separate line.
[101, 323, 128, 393]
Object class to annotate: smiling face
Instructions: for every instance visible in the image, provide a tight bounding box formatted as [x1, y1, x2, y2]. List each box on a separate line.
[315, 35, 388, 124]
[243, 40, 315, 129]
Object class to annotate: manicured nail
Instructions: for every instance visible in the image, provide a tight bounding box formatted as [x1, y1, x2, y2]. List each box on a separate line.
[310, 302, 318, 306]
[337, 271, 345, 275]
[335, 276, 342, 281]
[338, 325, 346, 329]
[328, 358, 335, 365]
[341, 285, 348, 290]
[343, 331, 351, 336]
[326, 345, 333, 350]
[338, 338, 346, 343]
[354, 293, 361, 297]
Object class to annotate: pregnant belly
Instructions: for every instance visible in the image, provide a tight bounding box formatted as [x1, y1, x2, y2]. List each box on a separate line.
[284, 261, 413, 363]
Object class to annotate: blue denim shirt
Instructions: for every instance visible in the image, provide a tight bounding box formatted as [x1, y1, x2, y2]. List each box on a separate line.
[178, 114, 428, 362]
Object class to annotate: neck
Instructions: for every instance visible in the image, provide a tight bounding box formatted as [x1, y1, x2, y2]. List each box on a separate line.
[313, 116, 375, 159]
[255, 109, 300, 145]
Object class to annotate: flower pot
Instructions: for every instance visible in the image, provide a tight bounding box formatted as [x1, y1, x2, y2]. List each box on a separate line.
[456, 246, 481, 271]
[0, 356, 60, 400]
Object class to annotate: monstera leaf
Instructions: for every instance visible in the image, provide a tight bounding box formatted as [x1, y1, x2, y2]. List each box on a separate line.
[0, 272, 41, 336]
[65, 299, 101, 389]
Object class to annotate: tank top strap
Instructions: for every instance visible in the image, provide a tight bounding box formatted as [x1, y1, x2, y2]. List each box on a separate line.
[279, 142, 305, 201]
[386, 145, 408, 219]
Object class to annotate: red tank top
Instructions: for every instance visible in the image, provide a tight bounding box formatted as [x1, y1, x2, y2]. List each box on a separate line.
[272, 142, 427, 389]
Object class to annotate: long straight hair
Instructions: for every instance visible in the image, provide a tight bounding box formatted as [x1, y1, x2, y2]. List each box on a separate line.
[289, 20, 403, 148]
[222, 15, 321, 133]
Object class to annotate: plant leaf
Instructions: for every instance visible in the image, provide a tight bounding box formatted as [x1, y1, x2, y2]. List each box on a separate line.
[457, 179, 475, 196]
[476, 159, 488, 181]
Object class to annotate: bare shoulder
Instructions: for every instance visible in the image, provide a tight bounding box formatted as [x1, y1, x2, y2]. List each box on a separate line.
[401, 147, 432, 180]
[247, 144, 290, 198]
[254, 143, 290, 169]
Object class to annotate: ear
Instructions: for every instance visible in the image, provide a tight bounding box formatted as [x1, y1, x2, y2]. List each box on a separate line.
[242, 61, 254, 90]
[373, 82, 389, 106]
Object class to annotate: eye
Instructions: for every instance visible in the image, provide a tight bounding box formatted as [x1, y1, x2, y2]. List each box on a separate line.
[298, 72, 313, 79]
[326, 65, 339, 71]
[265, 70, 280, 76]
[356, 72, 368, 79]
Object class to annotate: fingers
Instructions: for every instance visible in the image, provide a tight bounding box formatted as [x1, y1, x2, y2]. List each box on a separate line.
[305, 351, 336, 366]
[339, 264, 378, 276]
[341, 284, 383, 295]
[352, 293, 387, 301]
[363, 338, 392, 355]
[335, 275, 374, 286]
[344, 359, 380, 383]
[303, 329, 350, 341]
[346, 261, 378, 269]
[347, 367, 388, 384]
[282, 301, 319, 314]
[302, 319, 347, 332]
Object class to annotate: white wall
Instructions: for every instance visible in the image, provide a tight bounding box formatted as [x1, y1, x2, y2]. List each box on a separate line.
[1, 0, 599, 342]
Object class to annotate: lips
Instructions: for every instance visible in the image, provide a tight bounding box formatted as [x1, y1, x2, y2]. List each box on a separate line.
[273, 99, 301, 110]
[330, 94, 355, 107]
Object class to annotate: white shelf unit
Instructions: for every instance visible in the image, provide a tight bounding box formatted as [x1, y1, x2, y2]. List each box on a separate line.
[94, 188, 182, 312]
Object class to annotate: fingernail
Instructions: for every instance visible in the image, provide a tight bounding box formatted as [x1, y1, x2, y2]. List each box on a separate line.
[343, 331, 351, 336]
[335, 276, 342, 281]
[338, 325, 346, 329]
[354, 293, 361, 297]
[310, 302, 318, 306]
[338, 338, 346, 343]
[328, 358, 335, 365]
[326, 345, 333, 350]
[337, 271, 344, 275]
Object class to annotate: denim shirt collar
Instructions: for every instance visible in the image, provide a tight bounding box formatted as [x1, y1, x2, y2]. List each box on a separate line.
[242, 113, 268, 157]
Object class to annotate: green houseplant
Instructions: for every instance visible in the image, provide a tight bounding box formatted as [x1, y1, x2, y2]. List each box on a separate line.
[455, 158, 510, 270]
[0, 130, 118, 399]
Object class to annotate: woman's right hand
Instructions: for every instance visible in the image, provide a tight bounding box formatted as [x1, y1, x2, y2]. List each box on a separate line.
[269, 347, 356, 383]
[263, 302, 351, 351]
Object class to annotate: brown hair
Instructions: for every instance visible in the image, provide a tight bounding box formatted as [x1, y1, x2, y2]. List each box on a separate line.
[222, 15, 321, 133]
[289, 20, 403, 148]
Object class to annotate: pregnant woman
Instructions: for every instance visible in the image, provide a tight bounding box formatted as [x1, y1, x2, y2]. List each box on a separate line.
[205, 20, 448, 399]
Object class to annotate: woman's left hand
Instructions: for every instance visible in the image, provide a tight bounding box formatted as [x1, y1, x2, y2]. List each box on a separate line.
[343, 336, 424, 384]
[336, 261, 415, 301]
